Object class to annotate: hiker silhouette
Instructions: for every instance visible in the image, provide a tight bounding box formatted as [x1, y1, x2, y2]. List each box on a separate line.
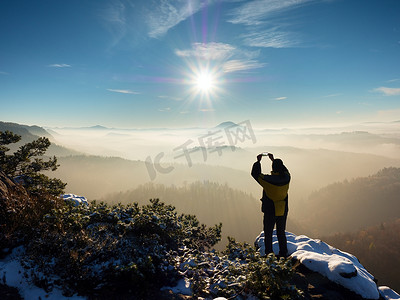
[251, 153, 291, 257]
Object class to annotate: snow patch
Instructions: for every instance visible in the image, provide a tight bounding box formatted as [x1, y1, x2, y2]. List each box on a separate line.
[379, 286, 400, 300]
[255, 230, 388, 300]
[61, 193, 89, 206]
[161, 278, 192, 296]
[0, 246, 85, 300]
[2, 230, 398, 300]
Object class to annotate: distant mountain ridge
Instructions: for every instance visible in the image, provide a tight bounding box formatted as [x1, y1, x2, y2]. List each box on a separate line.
[0, 121, 53, 140]
[82, 125, 110, 130]
[49, 121, 241, 131]
[214, 121, 239, 128]
[0, 121, 80, 157]
[47, 124, 113, 131]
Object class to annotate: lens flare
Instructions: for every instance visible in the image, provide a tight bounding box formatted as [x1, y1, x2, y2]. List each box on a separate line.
[195, 71, 215, 92]
[185, 63, 224, 101]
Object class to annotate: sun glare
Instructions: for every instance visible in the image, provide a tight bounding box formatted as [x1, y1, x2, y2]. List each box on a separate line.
[183, 63, 224, 106]
[195, 72, 215, 92]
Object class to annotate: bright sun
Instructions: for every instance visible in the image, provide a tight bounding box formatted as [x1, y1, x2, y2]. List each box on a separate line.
[185, 64, 223, 101]
[195, 72, 215, 92]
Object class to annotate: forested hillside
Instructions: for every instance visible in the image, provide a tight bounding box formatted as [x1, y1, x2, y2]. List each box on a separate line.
[102, 181, 305, 249]
[297, 167, 400, 236]
[52, 155, 256, 200]
[323, 218, 400, 292]
[102, 181, 262, 248]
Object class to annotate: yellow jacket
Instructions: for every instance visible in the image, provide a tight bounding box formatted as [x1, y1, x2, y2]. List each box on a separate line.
[251, 161, 290, 216]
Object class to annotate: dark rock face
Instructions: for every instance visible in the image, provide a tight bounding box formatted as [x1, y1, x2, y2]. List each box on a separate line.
[340, 269, 358, 279]
[291, 259, 384, 300]
[0, 283, 22, 300]
[0, 172, 26, 299]
[0, 171, 29, 237]
[0, 171, 28, 201]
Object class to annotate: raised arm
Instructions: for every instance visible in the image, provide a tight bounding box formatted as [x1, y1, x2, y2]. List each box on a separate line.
[268, 153, 274, 161]
[251, 154, 263, 182]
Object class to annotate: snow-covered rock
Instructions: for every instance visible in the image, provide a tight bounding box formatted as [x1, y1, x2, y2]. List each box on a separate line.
[61, 193, 89, 206]
[379, 286, 400, 300]
[256, 230, 397, 300]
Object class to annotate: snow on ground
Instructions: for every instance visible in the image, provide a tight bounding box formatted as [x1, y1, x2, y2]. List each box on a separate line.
[0, 246, 85, 300]
[379, 286, 400, 300]
[61, 193, 89, 206]
[256, 230, 397, 300]
[161, 278, 192, 296]
[1, 230, 398, 300]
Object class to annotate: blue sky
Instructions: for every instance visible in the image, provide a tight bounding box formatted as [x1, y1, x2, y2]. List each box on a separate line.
[0, 0, 399, 128]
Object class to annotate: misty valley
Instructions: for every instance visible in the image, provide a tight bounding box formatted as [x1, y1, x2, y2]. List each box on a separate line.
[1, 120, 400, 293]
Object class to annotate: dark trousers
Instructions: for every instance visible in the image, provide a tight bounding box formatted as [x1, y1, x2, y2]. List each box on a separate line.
[263, 212, 288, 256]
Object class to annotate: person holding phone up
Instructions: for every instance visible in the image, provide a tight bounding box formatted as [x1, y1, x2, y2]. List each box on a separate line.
[251, 153, 291, 258]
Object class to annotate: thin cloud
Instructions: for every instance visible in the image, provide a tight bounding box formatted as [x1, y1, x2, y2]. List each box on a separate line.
[100, 1, 127, 46]
[222, 60, 266, 73]
[228, 0, 314, 26]
[373, 87, 400, 96]
[158, 107, 171, 112]
[274, 96, 287, 101]
[176, 42, 266, 73]
[322, 93, 342, 98]
[175, 42, 235, 60]
[241, 29, 301, 48]
[228, 0, 314, 48]
[107, 89, 140, 94]
[176, 42, 260, 61]
[101, 1, 206, 41]
[387, 78, 400, 83]
[158, 95, 183, 101]
[48, 64, 71, 68]
[0, 71, 9, 75]
[199, 108, 215, 112]
[147, 0, 205, 38]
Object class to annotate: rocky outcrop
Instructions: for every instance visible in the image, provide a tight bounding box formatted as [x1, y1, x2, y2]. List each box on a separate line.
[291, 260, 385, 300]
[0, 171, 30, 254]
[255, 231, 394, 300]
[0, 171, 28, 201]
